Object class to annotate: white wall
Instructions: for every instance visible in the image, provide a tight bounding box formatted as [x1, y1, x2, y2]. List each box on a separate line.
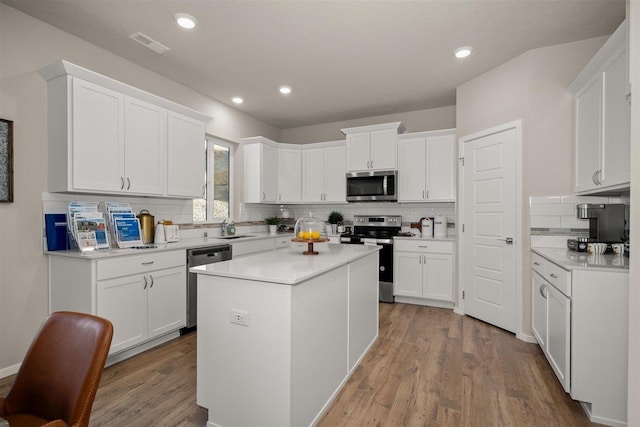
[0, 4, 279, 375]
[456, 36, 607, 336]
[627, 1, 639, 425]
[280, 105, 456, 144]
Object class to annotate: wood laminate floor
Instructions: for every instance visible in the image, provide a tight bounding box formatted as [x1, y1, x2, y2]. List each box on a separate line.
[0, 303, 600, 426]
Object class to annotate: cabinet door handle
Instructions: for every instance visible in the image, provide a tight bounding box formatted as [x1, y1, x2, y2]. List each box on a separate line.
[539, 284, 547, 299]
[126, 177, 131, 190]
[143, 276, 148, 290]
[418, 255, 422, 264]
[418, 245, 429, 248]
[120, 177, 125, 190]
[592, 170, 598, 185]
[141, 261, 154, 265]
[370, 160, 373, 169]
[422, 190, 425, 199]
[149, 274, 154, 288]
[426, 190, 429, 199]
[279, 193, 282, 201]
[549, 273, 558, 279]
[533, 262, 540, 266]
[597, 170, 602, 185]
[262, 192, 265, 200]
[202, 185, 206, 197]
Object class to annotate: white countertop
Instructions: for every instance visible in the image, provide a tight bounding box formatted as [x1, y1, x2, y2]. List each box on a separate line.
[532, 247, 629, 272]
[191, 244, 381, 285]
[46, 232, 293, 259]
[393, 235, 456, 242]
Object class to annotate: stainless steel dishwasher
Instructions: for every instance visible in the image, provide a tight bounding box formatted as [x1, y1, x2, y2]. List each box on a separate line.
[182, 244, 232, 333]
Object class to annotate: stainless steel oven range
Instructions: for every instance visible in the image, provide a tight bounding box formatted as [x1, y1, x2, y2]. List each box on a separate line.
[340, 215, 401, 303]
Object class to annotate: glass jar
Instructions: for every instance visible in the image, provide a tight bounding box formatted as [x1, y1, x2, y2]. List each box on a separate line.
[294, 214, 326, 241]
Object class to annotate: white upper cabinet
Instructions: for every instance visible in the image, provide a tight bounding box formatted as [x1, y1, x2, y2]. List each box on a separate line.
[277, 148, 302, 203]
[39, 60, 211, 198]
[342, 122, 405, 172]
[242, 138, 279, 203]
[167, 112, 206, 198]
[125, 97, 167, 195]
[302, 142, 346, 203]
[570, 20, 629, 195]
[398, 129, 456, 202]
[69, 78, 125, 193]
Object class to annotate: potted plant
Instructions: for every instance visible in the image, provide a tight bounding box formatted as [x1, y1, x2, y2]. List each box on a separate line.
[327, 211, 344, 235]
[265, 216, 280, 235]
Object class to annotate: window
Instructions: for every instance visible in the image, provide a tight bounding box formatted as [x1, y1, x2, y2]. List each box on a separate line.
[193, 136, 234, 222]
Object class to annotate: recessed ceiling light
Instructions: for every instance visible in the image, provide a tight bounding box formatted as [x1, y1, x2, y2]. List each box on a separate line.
[232, 96, 244, 104]
[454, 47, 473, 58]
[279, 86, 292, 95]
[175, 13, 197, 29]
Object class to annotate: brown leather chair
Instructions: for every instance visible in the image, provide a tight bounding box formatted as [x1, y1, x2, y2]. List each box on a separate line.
[0, 311, 113, 427]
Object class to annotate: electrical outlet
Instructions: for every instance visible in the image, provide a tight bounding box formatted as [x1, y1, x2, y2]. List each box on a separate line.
[230, 309, 249, 326]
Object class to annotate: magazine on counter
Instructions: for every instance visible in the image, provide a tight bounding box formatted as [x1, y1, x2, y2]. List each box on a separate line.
[73, 212, 110, 252]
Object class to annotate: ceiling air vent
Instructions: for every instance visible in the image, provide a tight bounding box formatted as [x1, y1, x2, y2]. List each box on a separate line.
[129, 32, 170, 55]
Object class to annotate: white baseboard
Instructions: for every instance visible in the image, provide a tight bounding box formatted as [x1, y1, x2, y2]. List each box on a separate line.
[0, 362, 21, 379]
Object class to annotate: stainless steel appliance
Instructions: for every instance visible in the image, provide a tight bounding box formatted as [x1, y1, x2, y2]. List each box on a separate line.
[183, 244, 232, 333]
[340, 215, 401, 303]
[346, 170, 397, 202]
[567, 203, 627, 252]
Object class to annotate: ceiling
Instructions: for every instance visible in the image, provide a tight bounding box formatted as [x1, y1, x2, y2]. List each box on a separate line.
[2, 0, 625, 129]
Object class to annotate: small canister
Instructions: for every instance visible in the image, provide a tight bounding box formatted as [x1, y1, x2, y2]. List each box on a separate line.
[137, 209, 155, 244]
[421, 217, 434, 238]
[434, 214, 448, 238]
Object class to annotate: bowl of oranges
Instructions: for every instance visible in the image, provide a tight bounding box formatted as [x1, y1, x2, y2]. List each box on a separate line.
[292, 214, 328, 254]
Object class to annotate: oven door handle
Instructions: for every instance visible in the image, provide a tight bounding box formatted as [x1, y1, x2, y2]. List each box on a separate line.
[383, 175, 388, 196]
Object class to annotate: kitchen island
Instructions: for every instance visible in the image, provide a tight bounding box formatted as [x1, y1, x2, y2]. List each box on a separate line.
[193, 244, 381, 427]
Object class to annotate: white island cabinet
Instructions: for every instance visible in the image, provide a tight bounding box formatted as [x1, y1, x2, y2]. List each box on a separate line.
[194, 244, 380, 427]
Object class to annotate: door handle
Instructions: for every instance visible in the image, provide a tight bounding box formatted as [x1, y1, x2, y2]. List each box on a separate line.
[549, 273, 558, 279]
[149, 274, 154, 288]
[143, 276, 148, 290]
[120, 177, 125, 190]
[126, 177, 131, 190]
[497, 237, 514, 245]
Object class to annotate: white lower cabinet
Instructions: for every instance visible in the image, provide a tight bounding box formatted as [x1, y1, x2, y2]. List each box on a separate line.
[394, 240, 454, 305]
[50, 250, 186, 356]
[532, 269, 570, 391]
[531, 251, 628, 426]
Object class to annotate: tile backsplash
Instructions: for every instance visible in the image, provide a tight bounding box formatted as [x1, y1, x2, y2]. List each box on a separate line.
[530, 194, 629, 237]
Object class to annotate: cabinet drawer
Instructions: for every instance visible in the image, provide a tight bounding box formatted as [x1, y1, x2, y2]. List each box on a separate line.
[275, 236, 292, 248]
[232, 238, 276, 257]
[394, 239, 453, 254]
[97, 250, 185, 280]
[531, 253, 546, 276]
[545, 261, 570, 297]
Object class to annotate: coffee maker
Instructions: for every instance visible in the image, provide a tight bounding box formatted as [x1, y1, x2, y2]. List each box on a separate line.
[567, 204, 626, 251]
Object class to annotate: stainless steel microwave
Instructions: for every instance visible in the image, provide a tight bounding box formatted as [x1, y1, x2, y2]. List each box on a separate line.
[346, 170, 397, 202]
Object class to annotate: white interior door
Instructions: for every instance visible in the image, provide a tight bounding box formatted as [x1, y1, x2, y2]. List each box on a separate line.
[461, 126, 518, 333]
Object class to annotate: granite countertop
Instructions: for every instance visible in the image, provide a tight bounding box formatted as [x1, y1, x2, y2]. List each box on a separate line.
[191, 244, 381, 285]
[532, 247, 629, 272]
[46, 232, 294, 259]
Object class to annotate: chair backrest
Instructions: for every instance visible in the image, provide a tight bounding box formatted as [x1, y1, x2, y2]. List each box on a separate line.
[1, 311, 113, 426]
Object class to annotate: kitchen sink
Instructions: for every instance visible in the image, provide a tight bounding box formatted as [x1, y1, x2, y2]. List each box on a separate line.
[217, 235, 254, 240]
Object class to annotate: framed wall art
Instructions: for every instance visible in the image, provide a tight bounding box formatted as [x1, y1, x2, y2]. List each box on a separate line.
[0, 118, 13, 202]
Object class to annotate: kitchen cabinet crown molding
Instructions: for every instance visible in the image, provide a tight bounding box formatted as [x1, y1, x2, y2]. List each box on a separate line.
[569, 19, 628, 95]
[340, 121, 406, 135]
[397, 128, 456, 140]
[38, 60, 212, 124]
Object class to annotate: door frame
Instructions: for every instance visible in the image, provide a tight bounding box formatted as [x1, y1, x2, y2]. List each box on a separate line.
[456, 120, 525, 339]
